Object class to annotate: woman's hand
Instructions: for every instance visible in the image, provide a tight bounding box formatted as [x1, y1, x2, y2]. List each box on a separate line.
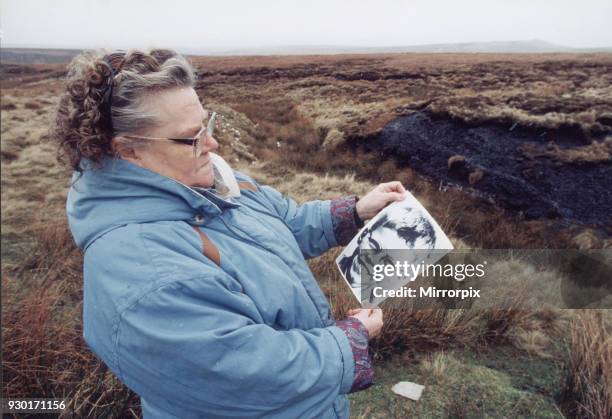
[346, 308, 383, 339]
[355, 181, 407, 222]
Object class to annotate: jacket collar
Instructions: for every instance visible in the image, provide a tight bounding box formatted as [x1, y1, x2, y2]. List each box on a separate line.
[66, 155, 239, 251]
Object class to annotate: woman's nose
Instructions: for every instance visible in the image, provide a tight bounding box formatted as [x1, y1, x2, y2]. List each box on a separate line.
[202, 135, 219, 152]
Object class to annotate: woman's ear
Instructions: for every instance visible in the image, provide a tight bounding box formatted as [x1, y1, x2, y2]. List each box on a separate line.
[111, 136, 139, 163]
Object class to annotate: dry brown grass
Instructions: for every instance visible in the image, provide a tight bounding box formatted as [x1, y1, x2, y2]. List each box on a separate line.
[1, 215, 141, 418]
[420, 351, 449, 380]
[206, 68, 607, 253]
[521, 137, 612, 164]
[307, 253, 553, 364]
[561, 311, 612, 419]
[2, 53, 610, 418]
[250, 165, 563, 363]
[468, 169, 485, 185]
[23, 99, 42, 110]
[0, 91, 141, 417]
[193, 52, 612, 142]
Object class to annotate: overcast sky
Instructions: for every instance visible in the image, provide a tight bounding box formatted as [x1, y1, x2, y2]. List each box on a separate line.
[2, 0, 611, 51]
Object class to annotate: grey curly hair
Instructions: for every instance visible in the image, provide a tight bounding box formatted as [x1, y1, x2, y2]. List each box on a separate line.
[51, 48, 197, 173]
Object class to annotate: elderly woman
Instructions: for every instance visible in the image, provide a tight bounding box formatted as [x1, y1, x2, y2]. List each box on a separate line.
[54, 48, 406, 418]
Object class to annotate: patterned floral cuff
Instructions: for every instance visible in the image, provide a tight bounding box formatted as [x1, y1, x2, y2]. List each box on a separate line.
[330, 195, 363, 246]
[335, 318, 374, 393]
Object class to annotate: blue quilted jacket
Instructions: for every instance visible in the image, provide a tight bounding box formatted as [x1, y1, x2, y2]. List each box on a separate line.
[66, 155, 364, 418]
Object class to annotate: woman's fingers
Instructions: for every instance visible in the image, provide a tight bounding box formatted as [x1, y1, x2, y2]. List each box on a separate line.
[384, 191, 406, 203]
[356, 181, 407, 221]
[381, 181, 406, 194]
[347, 308, 382, 318]
[379, 182, 407, 203]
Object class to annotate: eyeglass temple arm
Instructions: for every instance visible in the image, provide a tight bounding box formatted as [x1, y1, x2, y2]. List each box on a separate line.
[206, 112, 217, 137]
[122, 112, 216, 142]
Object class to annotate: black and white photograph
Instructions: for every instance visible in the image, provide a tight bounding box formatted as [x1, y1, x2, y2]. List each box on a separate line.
[336, 192, 454, 304]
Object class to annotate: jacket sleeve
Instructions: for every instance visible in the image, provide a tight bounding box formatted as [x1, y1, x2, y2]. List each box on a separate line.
[335, 318, 375, 392]
[114, 270, 356, 417]
[237, 172, 361, 259]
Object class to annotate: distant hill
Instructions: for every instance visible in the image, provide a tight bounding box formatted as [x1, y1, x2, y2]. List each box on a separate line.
[398, 39, 612, 53]
[1, 48, 84, 64]
[203, 40, 612, 55]
[2, 40, 611, 64]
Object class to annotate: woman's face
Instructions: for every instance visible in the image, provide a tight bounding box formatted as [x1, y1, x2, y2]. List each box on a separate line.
[115, 87, 219, 188]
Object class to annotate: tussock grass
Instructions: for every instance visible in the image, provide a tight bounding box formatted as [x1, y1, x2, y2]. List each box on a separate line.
[420, 352, 448, 380]
[428, 100, 609, 138]
[196, 52, 612, 143]
[237, 110, 577, 249]
[522, 137, 612, 165]
[1, 95, 18, 110]
[511, 330, 552, 358]
[1, 217, 141, 418]
[23, 99, 42, 110]
[2, 54, 610, 418]
[561, 311, 612, 419]
[0, 93, 142, 417]
[252, 163, 569, 362]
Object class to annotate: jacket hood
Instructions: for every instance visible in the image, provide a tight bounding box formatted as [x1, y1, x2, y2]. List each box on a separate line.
[66, 155, 239, 251]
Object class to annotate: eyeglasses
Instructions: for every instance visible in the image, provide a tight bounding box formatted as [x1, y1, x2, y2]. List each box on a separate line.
[123, 111, 217, 157]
